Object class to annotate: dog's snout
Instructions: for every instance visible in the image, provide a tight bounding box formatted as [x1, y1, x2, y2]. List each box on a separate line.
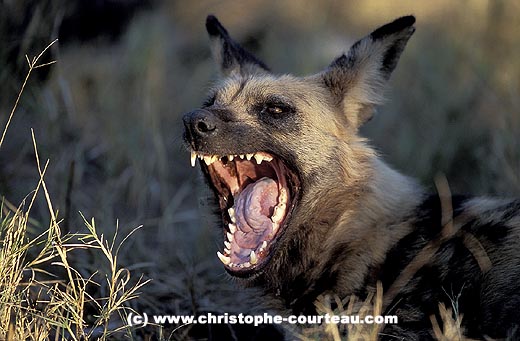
[183, 109, 218, 138]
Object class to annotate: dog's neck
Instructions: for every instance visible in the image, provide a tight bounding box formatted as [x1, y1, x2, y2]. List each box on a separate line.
[262, 152, 426, 313]
[366, 157, 425, 221]
[306, 142, 425, 229]
[321, 155, 425, 288]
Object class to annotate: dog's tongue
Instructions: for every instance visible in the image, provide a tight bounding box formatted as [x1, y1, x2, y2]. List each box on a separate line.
[235, 177, 278, 237]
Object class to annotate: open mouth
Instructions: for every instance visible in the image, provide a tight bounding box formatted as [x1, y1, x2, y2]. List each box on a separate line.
[190, 151, 301, 277]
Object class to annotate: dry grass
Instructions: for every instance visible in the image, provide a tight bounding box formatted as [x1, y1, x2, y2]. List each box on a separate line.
[292, 283, 385, 341]
[0, 43, 149, 340]
[0, 196, 149, 340]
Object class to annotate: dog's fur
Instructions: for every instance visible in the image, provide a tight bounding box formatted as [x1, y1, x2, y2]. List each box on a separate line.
[183, 15, 520, 339]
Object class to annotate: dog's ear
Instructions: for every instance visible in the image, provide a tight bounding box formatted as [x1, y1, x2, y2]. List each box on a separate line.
[320, 16, 415, 129]
[206, 15, 269, 77]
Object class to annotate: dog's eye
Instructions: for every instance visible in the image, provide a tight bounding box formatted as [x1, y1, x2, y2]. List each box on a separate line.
[261, 103, 293, 117]
[267, 106, 284, 115]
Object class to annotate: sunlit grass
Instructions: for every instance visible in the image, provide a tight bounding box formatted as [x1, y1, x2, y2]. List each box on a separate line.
[0, 42, 148, 340]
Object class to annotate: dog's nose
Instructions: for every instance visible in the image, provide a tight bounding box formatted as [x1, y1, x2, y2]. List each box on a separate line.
[183, 109, 218, 138]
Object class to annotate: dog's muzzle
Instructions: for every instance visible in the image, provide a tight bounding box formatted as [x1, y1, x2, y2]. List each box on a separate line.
[183, 109, 218, 144]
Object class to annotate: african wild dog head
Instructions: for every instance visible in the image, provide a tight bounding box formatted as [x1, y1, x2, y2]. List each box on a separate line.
[183, 15, 415, 282]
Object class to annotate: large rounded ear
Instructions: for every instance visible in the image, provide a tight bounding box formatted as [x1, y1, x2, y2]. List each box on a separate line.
[321, 16, 415, 129]
[206, 15, 269, 77]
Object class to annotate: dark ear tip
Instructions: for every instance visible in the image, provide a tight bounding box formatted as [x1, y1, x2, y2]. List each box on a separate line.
[396, 15, 415, 26]
[398, 15, 416, 27]
[371, 15, 416, 40]
[206, 14, 227, 37]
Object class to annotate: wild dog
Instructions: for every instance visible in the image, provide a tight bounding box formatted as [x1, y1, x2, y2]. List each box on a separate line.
[182, 15, 520, 339]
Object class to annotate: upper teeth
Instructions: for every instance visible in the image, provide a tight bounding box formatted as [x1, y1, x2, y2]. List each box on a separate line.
[253, 154, 264, 164]
[190, 152, 273, 167]
[190, 151, 197, 167]
[203, 155, 218, 166]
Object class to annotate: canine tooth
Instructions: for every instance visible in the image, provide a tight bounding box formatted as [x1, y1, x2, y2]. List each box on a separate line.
[228, 223, 237, 233]
[217, 251, 230, 265]
[254, 154, 263, 164]
[190, 151, 197, 167]
[250, 251, 257, 265]
[224, 241, 231, 249]
[227, 232, 234, 242]
[246, 153, 253, 160]
[229, 155, 234, 161]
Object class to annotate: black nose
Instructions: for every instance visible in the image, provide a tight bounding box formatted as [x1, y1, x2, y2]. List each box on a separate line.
[183, 109, 218, 138]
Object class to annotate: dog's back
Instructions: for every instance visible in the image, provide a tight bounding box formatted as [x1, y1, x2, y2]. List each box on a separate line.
[376, 195, 520, 339]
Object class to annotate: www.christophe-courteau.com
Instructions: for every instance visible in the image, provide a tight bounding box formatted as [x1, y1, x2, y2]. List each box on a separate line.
[126, 312, 398, 327]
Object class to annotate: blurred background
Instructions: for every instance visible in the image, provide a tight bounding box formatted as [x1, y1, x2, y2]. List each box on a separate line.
[1, 0, 519, 337]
